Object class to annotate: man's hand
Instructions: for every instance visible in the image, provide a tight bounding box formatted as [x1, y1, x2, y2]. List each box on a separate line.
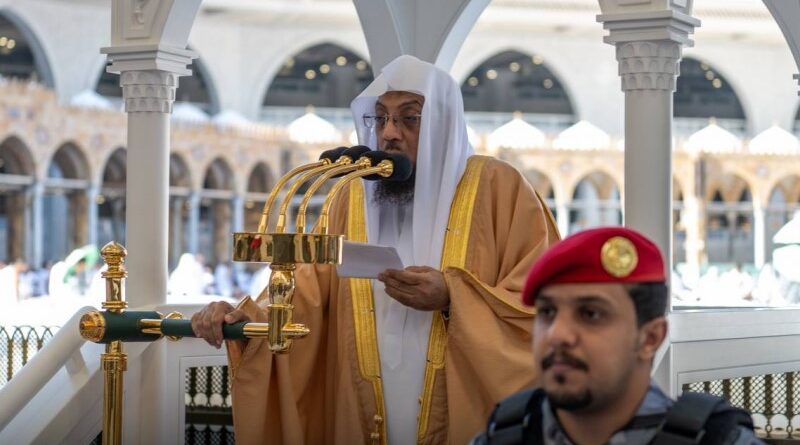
[377, 266, 449, 311]
[191, 301, 251, 348]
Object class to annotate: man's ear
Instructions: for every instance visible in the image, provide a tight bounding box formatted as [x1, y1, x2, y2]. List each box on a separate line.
[637, 316, 667, 361]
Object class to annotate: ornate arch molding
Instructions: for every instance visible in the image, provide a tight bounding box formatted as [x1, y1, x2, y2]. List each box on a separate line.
[0, 134, 36, 176]
[200, 156, 237, 192]
[46, 142, 92, 181]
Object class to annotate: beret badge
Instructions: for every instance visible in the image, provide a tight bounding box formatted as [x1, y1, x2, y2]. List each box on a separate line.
[600, 236, 638, 278]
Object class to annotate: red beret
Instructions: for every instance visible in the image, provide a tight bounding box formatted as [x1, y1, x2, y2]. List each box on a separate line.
[522, 227, 665, 305]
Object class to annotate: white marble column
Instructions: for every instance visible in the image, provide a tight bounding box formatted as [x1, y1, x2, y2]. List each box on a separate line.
[598, 5, 700, 272]
[104, 48, 195, 307]
[86, 184, 99, 248]
[753, 203, 765, 269]
[30, 182, 44, 268]
[556, 202, 570, 237]
[187, 191, 200, 254]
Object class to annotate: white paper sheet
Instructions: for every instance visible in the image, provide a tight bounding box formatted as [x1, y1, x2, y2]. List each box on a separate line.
[337, 241, 405, 279]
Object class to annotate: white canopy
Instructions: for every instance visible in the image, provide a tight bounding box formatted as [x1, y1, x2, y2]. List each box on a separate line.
[553, 120, 611, 151]
[288, 111, 341, 145]
[487, 115, 546, 151]
[684, 122, 742, 154]
[748, 125, 800, 155]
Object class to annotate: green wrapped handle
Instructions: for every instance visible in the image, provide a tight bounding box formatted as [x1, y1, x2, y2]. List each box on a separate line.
[160, 319, 248, 340]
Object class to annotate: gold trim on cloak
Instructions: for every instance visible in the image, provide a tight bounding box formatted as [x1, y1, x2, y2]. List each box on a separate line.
[347, 179, 388, 445]
[417, 155, 488, 443]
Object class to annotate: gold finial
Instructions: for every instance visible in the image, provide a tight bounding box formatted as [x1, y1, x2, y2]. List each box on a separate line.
[101, 241, 127, 280]
[101, 241, 127, 266]
[512, 110, 523, 120]
[79, 311, 106, 342]
[600, 236, 638, 278]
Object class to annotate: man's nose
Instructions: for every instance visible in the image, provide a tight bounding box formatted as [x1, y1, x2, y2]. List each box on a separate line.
[381, 117, 402, 141]
[546, 313, 578, 348]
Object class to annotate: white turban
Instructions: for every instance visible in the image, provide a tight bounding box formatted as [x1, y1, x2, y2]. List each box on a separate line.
[350, 55, 474, 268]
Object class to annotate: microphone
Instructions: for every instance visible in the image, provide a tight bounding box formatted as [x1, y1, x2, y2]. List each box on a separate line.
[273, 145, 366, 233]
[362, 151, 413, 181]
[319, 146, 349, 162]
[332, 145, 371, 177]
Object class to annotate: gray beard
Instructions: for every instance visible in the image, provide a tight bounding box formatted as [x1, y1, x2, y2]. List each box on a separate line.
[372, 170, 415, 206]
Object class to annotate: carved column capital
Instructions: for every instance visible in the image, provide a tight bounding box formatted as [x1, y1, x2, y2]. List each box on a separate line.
[101, 44, 196, 114]
[616, 41, 682, 92]
[597, 8, 699, 92]
[120, 70, 179, 113]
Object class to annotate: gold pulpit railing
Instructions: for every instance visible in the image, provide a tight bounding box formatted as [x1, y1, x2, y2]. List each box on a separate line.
[79, 146, 412, 444]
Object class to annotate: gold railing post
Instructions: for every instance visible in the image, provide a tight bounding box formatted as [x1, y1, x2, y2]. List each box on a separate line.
[100, 242, 128, 445]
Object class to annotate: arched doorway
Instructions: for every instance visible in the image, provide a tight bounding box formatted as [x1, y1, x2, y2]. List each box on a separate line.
[523, 169, 556, 219]
[0, 136, 34, 263]
[199, 158, 234, 266]
[704, 175, 753, 266]
[673, 179, 686, 266]
[43, 143, 91, 262]
[168, 154, 192, 270]
[568, 172, 621, 235]
[766, 176, 800, 263]
[461, 50, 574, 133]
[98, 148, 126, 247]
[245, 162, 274, 231]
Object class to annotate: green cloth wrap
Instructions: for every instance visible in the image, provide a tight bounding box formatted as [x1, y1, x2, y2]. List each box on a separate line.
[100, 311, 163, 343]
[161, 319, 248, 340]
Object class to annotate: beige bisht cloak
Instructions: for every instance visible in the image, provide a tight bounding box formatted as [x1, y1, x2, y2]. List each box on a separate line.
[227, 155, 559, 445]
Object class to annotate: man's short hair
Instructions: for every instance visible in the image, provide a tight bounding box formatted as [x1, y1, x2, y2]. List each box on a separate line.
[625, 282, 668, 326]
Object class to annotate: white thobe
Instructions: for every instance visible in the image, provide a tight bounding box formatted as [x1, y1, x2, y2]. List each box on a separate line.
[372, 202, 433, 445]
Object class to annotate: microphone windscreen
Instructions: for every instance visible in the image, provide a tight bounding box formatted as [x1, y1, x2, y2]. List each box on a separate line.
[319, 146, 348, 162]
[385, 153, 413, 182]
[362, 151, 413, 182]
[331, 146, 373, 178]
[342, 145, 371, 160]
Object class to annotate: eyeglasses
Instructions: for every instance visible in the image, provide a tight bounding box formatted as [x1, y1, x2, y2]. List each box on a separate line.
[362, 113, 422, 130]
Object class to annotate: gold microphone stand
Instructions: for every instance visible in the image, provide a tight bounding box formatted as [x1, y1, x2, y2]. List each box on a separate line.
[78, 153, 396, 443]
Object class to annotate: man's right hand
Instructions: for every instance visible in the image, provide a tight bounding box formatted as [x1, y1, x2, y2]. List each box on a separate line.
[191, 301, 251, 348]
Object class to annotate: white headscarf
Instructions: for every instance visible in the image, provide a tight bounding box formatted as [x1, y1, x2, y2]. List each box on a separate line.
[350, 55, 474, 267]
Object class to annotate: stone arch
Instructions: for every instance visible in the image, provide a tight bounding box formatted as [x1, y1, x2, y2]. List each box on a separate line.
[0, 135, 34, 262]
[97, 147, 126, 247]
[169, 153, 192, 188]
[0, 135, 35, 176]
[0, 9, 55, 87]
[246, 162, 274, 194]
[568, 171, 621, 235]
[202, 157, 235, 191]
[47, 142, 91, 180]
[704, 173, 754, 265]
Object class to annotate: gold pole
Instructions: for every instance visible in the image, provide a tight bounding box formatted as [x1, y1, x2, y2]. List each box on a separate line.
[102, 341, 126, 445]
[100, 242, 128, 445]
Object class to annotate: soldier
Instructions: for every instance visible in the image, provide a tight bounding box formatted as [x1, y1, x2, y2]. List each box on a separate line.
[473, 227, 763, 445]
